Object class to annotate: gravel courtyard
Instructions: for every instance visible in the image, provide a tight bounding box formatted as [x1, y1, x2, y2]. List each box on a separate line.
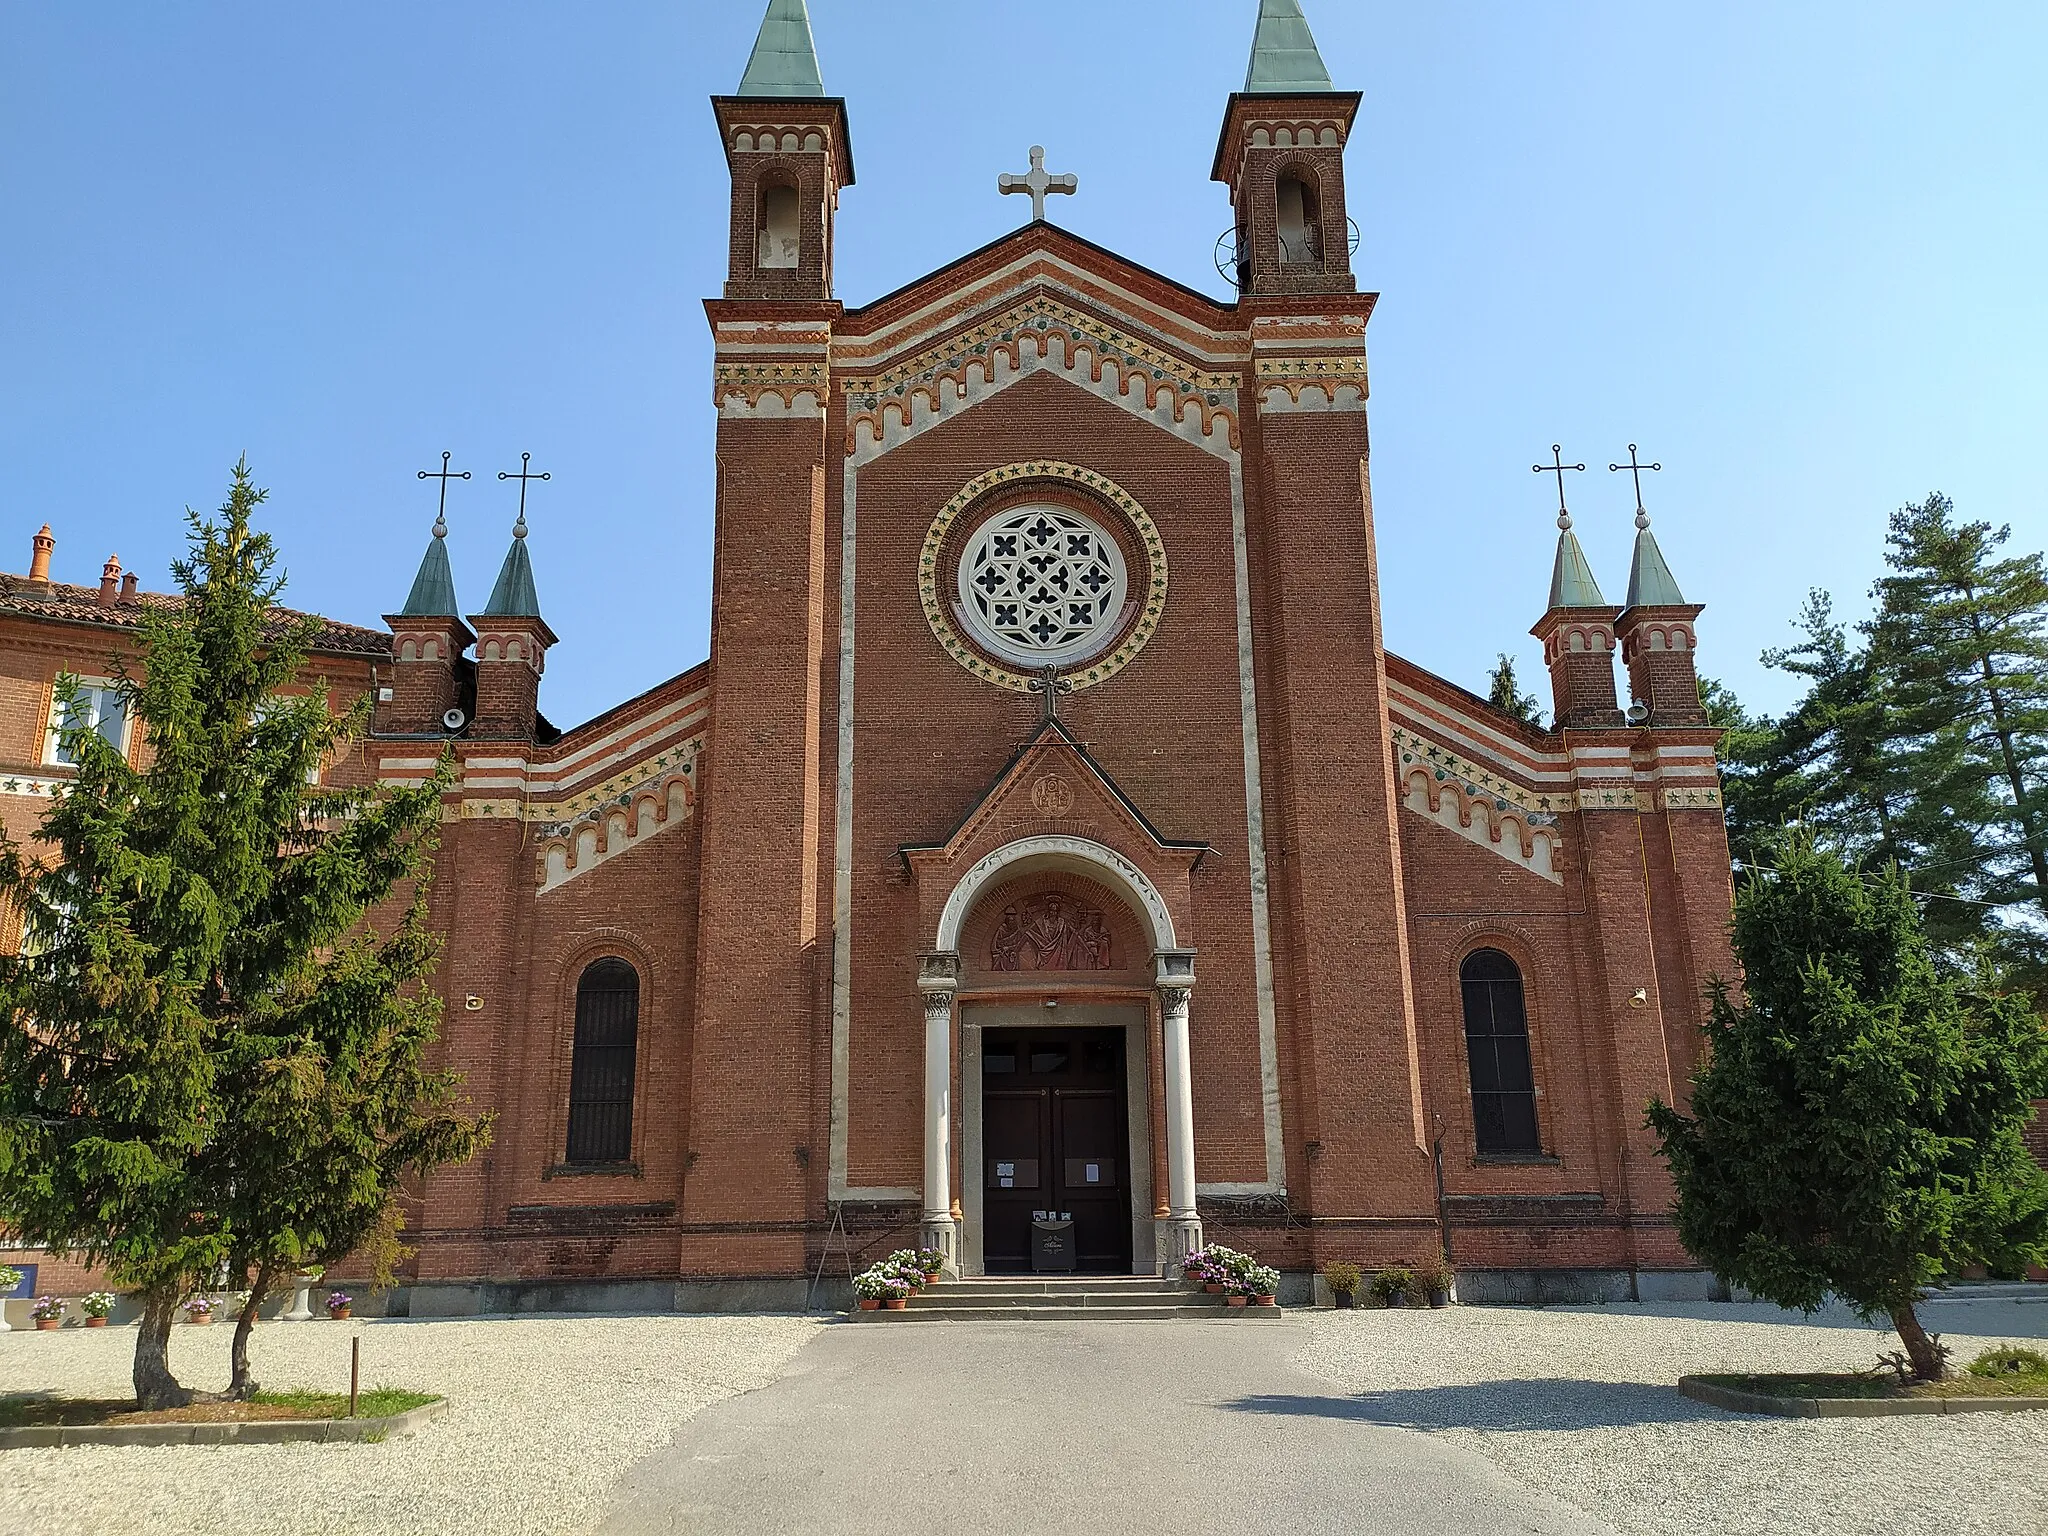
[0, 1313, 819, 1536]
[2, 1298, 2044, 1535]
[1290, 1296, 2048, 1536]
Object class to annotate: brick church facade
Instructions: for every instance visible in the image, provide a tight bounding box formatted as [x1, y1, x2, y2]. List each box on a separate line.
[3, 1, 1755, 1307]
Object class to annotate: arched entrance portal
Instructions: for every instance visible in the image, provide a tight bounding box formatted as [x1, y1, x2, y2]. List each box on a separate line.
[918, 836, 1200, 1278]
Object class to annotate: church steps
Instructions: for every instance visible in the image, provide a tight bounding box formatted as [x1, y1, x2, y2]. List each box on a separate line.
[844, 1275, 1285, 1321]
[845, 1303, 1282, 1323]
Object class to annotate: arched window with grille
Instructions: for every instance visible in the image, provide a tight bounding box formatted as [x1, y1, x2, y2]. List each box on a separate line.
[1460, 948, 1541, 1157]
[566, 958, 640, 1164]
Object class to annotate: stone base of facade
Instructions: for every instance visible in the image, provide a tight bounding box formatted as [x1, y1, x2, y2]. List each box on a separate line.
[1454, 1267, 1729, 1305]
[365, 1266, 1732, 1318]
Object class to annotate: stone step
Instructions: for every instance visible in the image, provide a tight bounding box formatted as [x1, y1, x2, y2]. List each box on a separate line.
[908, 1290, 1188, 1309]
[845, 1303, 1285, 1323]
[920, 1279, 1188, 1297]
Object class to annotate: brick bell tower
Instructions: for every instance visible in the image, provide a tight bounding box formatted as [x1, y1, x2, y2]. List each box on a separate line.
[687, 0, 851, 1277]
[1215, 2, 1440, 1242]
[383, 512, 471, 735]
[1532, 497, 1625, 730]
[1211, 0, 1361, 296]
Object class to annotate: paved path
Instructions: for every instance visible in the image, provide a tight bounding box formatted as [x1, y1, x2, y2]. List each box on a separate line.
[601, 1317, 1616, 1535]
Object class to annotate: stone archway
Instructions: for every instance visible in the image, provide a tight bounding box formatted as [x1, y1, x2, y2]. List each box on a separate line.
[918, 836, 1200, 1278]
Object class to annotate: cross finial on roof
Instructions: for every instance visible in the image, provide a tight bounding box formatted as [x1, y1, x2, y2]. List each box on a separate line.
[999, 146, 1077, 224]
[1533, 444, 1586, 531]
[1608, 444, 1662, 530]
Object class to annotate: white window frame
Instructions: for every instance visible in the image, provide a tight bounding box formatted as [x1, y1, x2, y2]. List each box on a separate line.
[44, 678, 130, 767]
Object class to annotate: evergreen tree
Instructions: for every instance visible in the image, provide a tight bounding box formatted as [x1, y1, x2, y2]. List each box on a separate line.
[0, 462, 487, 1407]
[1486, 653, 1544, 728]
[1697, 677, 1784, 869]
[1649, 833, 2048, 1380]
[1752, 591, 1992, 947]
[1870, 494, 2048, 921]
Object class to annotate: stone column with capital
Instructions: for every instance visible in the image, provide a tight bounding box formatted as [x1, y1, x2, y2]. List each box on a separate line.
[1154, 949, 1203, 1272]
[917, 951, 962, 1277]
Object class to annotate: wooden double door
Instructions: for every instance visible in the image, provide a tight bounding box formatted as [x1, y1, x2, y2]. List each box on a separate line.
[982, 1027, 1132, 1274]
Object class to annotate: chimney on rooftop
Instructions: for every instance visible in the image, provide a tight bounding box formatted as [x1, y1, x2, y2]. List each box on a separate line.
[120, 571, 139, 603]
[99, 555, 121, 607]
[28, 525, 53, 583]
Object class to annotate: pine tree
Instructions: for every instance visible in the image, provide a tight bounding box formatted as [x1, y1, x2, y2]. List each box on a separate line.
[1753, 591, 1992, 946]
[1486, 653, 1544, 728]
[214, 874, 490, 1396]
[0, 462, 487, 1407]
[1648, 832, 2048, 1380]
[1870, 494, 2048, 921]
[1697, 677, 1784, 869]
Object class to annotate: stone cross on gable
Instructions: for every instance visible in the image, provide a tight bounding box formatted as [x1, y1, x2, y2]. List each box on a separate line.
[999, 145, 1077, 224]
[1029, 664, 1073, 728]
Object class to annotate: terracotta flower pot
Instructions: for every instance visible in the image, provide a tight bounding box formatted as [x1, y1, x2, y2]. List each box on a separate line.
[1204, 1282, 1223, 1294]
[1255, 1294, 1278, 1307]
[328, 1307, 352, 1321]
[924, 1269, 942, 1283]
[188, 1313, 214, 1325]
[882, 1298, 908, 1311]
[84, 1316, 108, 1327]
[858, 1298, 880, 1311]
[1333, 1291, 1356, 1310]
[1226, 1295, 1248, 1308]
[34, 1319, 60, 1331]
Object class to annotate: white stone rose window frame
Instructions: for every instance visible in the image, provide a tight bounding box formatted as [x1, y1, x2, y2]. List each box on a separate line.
[954, 505, 1129, 669]
[919, 460, 1168, 694]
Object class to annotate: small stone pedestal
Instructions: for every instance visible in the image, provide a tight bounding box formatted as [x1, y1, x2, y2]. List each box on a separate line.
[280, 1277, 317, 1324]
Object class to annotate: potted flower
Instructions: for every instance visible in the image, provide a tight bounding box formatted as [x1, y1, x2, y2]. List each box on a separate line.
[327, 1291, 354, 1321]
[1370, 1265, 1415, 1309]
[1247, 1264, 1281, 1306]
[30, 1295, 66, 1331]
[878, 1275, 914, 1311]
[182, 1295, 216, 1325]
[882, 1250, 927, 1290]
[1323, 1261, 1363, 1310]
[1419, 1254, 1455, 1309]
[81, 1292, 117, 1327]
[914, 1248, 947, 1282]
[852, 1267, 889, 1311]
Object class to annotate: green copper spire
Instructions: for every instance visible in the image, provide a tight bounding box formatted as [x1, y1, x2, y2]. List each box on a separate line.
[1625, 510, 1687, 607]
[1244, 0, 1335, 93]
[1549, 513, 1609, 610]
[399, 514, 460, 618]
[482, 513, 542, 619]
[737, 0, 825, 98]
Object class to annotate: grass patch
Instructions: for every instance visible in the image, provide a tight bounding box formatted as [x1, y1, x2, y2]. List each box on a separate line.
[0, 1386, 438, 1428]
[250, 1386, 438, 1419]
[1697, 1358, 2048, 1402]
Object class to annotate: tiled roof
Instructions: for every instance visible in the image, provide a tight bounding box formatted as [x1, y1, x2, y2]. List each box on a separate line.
[0, 575, 392, 659]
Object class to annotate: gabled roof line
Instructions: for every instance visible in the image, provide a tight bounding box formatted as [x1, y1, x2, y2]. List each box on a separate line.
[898, 719, 1209, 869]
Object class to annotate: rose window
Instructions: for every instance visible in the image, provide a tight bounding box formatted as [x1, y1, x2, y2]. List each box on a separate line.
[954, 505, 1129, 668]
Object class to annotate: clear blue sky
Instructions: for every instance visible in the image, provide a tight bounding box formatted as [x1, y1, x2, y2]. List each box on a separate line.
[4, 2, 2042, 728]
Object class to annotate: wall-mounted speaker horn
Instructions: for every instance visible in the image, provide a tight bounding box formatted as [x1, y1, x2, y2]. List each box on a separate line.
[1625, 701, 1652, 726]
[442, 707, 468, 732]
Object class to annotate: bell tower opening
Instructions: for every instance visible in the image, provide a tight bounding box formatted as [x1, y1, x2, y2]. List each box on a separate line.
[756, 177, 801, 269]
[1276, 169, 1322, 266]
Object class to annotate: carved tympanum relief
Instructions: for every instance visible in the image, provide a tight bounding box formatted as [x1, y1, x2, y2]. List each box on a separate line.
[989, 892, 1114, 972]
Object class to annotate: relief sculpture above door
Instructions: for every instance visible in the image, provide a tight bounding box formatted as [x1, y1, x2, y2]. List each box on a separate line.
[988, 892, 1114, 971]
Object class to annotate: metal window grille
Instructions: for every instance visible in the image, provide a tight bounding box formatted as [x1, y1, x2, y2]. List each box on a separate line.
[566, 959, 639, 1164]
[1460, 948, 1541, 1156]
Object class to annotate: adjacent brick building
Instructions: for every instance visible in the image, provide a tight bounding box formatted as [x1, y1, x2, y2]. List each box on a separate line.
[4, 1, 1762, 1308]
